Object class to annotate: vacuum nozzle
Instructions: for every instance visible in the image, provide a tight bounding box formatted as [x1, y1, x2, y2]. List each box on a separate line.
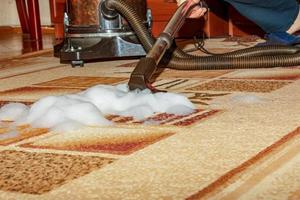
[128, 57, 157, 91]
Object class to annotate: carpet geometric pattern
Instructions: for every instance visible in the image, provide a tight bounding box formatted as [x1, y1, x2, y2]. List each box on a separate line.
[0, 150, 114, 194]
[0, 39, 299, 199]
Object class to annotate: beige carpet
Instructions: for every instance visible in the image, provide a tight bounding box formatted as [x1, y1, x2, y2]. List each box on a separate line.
[0, 38, 299, 200]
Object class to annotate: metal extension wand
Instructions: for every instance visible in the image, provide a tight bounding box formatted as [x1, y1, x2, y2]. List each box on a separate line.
[128, 0, 200, 91]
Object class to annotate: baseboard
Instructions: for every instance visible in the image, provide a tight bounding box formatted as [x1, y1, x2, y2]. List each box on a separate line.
[0, 26, 55, 34]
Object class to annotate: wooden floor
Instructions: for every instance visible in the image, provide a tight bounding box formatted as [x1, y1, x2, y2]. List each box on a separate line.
[0, 27, 56, 60]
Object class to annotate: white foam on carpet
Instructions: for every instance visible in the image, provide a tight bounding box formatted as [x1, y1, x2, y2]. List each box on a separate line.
[0, 84, 195, 131]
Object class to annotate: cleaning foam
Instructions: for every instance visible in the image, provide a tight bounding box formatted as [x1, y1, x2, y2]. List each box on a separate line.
[0, 103, 29, 121]
[0, 84, 195, 131]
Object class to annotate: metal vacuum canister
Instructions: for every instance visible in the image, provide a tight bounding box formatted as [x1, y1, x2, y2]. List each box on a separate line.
[67, 0, 101, 26]
[67, 0, 148, 31]
[55, 0, 151, 67]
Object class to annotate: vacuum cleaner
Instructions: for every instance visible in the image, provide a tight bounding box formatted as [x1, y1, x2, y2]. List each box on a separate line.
[56, 0, 300, 91]
[54, 0, 152, 67]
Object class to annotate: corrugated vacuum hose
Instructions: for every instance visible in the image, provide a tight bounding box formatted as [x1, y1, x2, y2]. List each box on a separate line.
[104, 0, 300, 91]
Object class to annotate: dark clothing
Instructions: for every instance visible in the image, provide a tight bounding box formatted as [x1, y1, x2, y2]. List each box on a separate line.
[224, 0, 299, 33]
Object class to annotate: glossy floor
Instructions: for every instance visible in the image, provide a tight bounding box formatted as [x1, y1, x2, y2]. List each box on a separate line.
[0, 27, 56, 60]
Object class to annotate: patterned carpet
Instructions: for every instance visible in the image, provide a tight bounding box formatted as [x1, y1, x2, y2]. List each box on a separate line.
[0, 38, 299, 200]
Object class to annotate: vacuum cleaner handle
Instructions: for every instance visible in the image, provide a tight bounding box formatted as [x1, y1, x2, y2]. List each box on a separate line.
[128, 0, 201, 91]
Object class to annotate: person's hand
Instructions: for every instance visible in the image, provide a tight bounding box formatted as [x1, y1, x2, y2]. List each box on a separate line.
[188, 0, 207, 19]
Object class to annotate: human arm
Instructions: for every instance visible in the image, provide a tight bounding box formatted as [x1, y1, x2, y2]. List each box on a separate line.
[176, 0, 208, 18]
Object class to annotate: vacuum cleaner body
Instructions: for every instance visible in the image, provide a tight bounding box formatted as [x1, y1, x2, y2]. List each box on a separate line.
[54, 0, 152, 67]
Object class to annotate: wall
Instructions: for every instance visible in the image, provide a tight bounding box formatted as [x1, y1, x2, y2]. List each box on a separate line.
[0, 0, 51, 26]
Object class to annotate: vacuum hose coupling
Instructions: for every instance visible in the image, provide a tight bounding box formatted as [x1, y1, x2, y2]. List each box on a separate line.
[100, 0, 123, 30]
[101, 0, 118, 20]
